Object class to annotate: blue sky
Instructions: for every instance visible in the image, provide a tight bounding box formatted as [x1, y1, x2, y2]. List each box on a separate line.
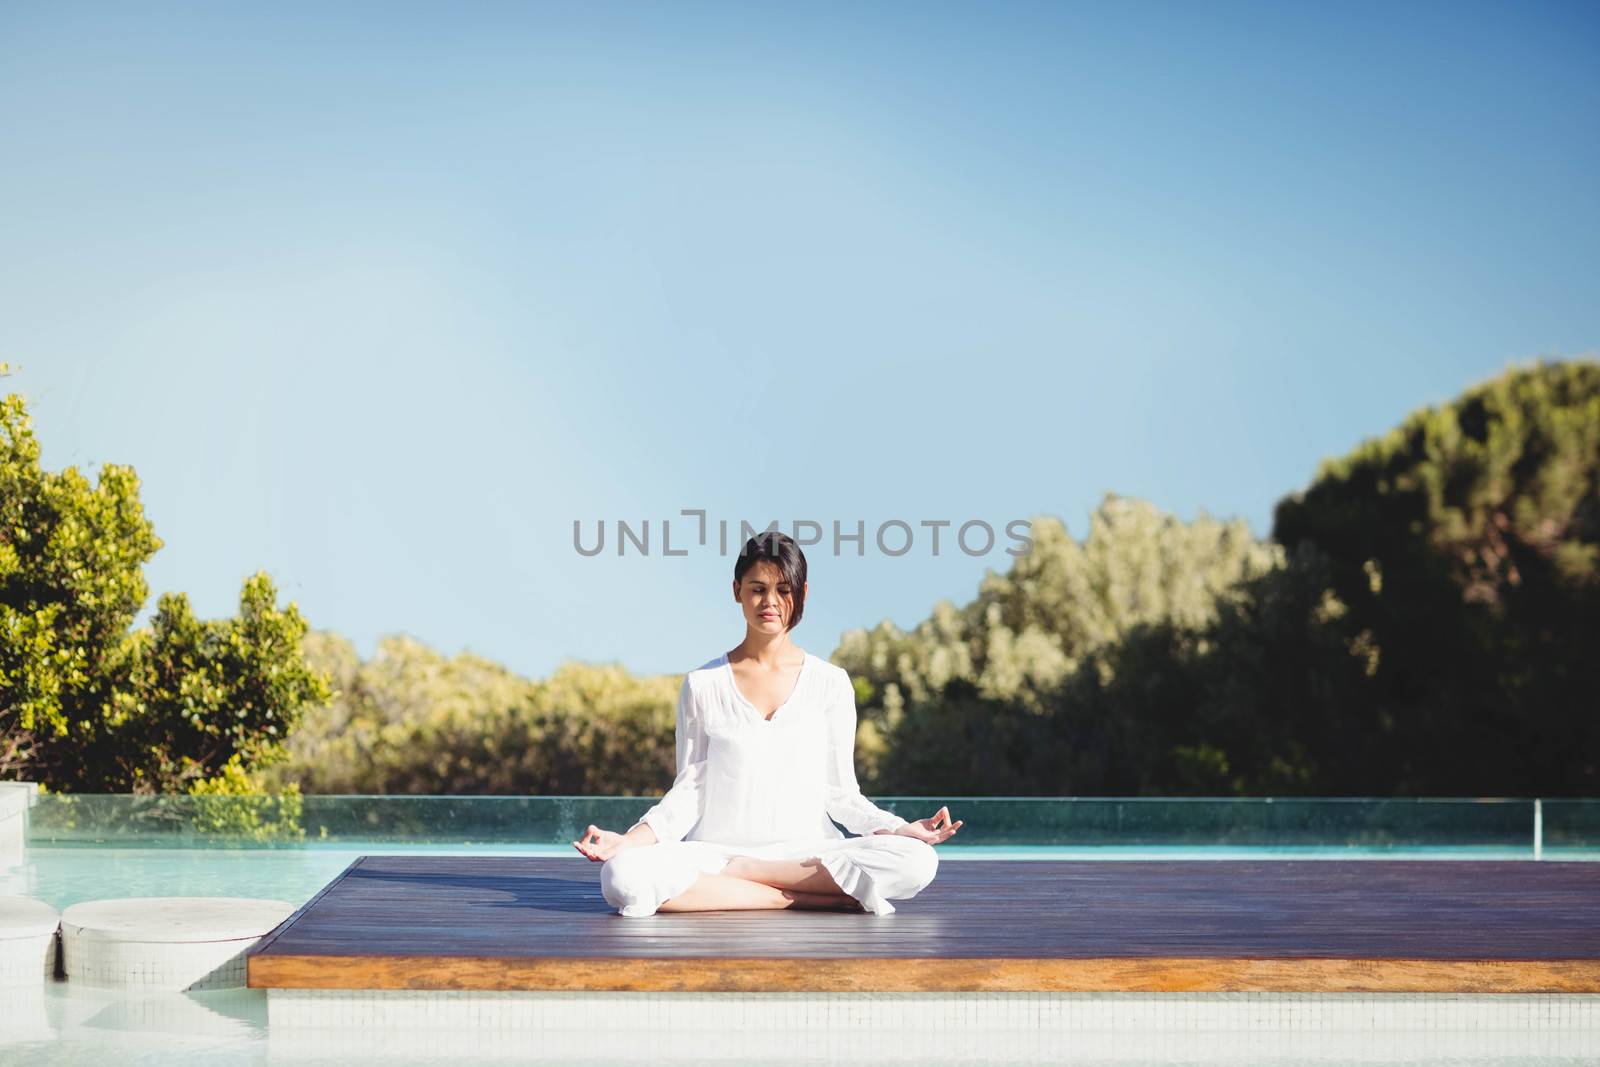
[2, 0, 1596, 680]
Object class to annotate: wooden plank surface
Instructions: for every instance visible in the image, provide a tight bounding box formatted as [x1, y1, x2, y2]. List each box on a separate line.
[246, 856, 1600, 993]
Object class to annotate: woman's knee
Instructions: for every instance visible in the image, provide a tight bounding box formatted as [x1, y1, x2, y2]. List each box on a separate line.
[906, 839, 939, 893]
[600, 849, 647, 911]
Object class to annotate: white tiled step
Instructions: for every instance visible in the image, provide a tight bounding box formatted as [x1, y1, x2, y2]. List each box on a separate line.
[267, 989, 1600, 1034]
[60, 896, 294, 991]
[0, 895, 60, 987]
[263, 1015, 1600, 1064]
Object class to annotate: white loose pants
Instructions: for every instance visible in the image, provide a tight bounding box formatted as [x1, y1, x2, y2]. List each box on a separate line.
[600, 834, 938, 917]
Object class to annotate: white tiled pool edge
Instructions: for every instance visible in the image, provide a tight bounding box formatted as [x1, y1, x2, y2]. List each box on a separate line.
[62, 935, 261, 990]
[266, 989, 1600, 1032]
[0, 929, 56, 985]
[0, 893, 58, 987]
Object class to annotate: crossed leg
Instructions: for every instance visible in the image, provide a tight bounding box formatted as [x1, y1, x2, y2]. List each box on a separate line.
[723, 855, 848, 895]
[603, 838, 940, 916]
[656, 855, 862, 914]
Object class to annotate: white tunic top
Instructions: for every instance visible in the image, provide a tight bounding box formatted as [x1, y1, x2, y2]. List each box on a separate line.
[634, 652, 909, 847]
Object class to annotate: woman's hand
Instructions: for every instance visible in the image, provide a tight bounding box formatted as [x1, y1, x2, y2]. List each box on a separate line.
[877, 805, 963, 844]
[572, 824, 634, 862]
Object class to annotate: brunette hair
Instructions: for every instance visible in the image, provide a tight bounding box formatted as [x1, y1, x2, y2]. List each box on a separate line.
[734, 532, 808, 631]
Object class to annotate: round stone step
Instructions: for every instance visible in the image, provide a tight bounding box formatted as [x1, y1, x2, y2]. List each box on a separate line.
[60, 896, 295, 990]
[0, 896, 60, 987]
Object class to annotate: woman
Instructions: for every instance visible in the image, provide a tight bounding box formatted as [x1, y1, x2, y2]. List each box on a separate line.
[573, 532, 963, 916]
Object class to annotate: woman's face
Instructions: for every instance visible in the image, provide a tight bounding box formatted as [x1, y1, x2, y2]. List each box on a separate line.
[734, 561, 803, 632]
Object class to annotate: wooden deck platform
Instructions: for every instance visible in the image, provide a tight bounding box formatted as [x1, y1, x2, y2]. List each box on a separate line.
[246, 856, 1600, 993]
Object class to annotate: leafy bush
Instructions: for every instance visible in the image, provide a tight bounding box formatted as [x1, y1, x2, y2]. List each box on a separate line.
[1, 364, 330, 793]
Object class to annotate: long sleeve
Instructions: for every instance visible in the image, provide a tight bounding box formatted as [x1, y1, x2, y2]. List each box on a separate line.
[633, 677, 709, 844]
[824, 670, 908, 836]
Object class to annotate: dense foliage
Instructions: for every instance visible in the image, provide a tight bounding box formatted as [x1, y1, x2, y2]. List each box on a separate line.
[0, 366, 330, 794]
[260, 633, 676, 795]
[7, 358, 1595, 797]
[851, 359, 1598, 797]
[260, 361, 1596, 799]
[1271, 359, 1599, 793]
[830, 497, 1284, 787]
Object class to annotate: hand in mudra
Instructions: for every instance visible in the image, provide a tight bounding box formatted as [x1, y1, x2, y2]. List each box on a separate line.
[572, 824, 633, 862]
[877, 805, 963, 844]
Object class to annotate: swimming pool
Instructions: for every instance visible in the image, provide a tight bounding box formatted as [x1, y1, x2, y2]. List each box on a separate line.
[4, 795, 1597, 1065]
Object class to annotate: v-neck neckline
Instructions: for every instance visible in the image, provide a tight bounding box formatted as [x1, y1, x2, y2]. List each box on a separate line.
[723, 650, 809, 724]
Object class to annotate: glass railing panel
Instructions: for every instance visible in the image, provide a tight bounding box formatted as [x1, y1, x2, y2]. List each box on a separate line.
[22, 794, 1542, 851]
[1542, 799, 1600, 853]
[882, 797, 1535, 849]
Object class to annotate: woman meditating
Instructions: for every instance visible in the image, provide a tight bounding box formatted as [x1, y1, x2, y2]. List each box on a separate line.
[573, 532, 963, 916]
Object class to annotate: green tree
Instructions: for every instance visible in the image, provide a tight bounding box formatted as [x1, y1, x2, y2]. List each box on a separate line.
[264, 632, 678, 796]
[1, 365, 329, 793]
[0, 370, 160, 776]
[1045, 542, 1377, 796]
[856, 360, 1599, 798]
[1272, 358, 1600, 794]
[836, 495, 1282, 787]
